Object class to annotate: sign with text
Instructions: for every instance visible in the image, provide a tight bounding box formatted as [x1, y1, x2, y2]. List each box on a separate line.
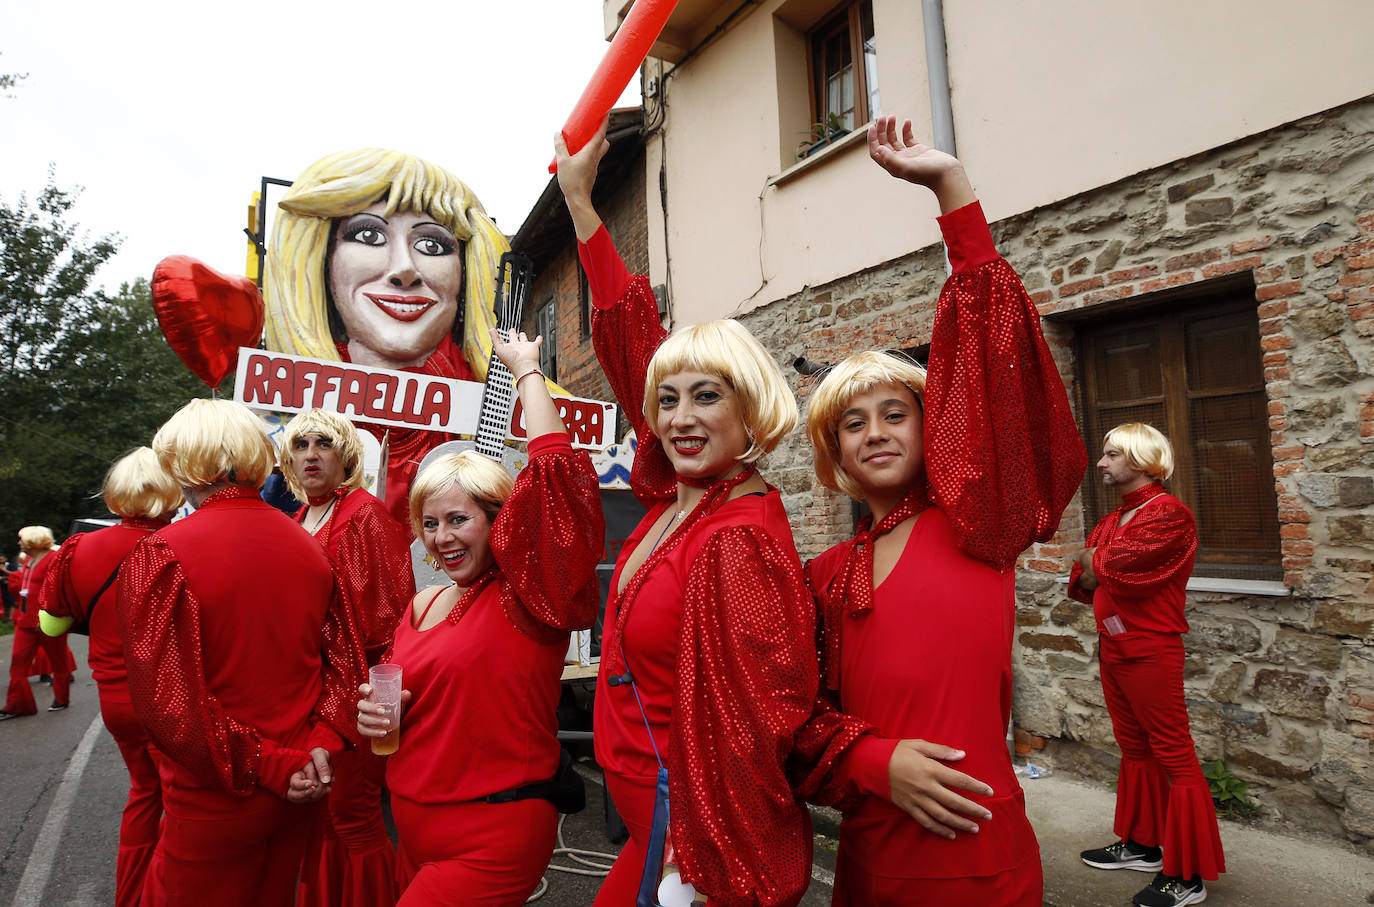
[233, 347, 616, 450]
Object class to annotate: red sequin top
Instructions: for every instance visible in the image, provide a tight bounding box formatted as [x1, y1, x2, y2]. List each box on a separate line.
[42, 517, 168, 685]
[795, 202, 1088, 878]
[1069, 481, 1197, 634]
[295, 486, 415, 665]
[338, 334, 477, 529]
[384, 432, 602, 804]
[118, 486, 366, 797]
[581, 227, 819, 906]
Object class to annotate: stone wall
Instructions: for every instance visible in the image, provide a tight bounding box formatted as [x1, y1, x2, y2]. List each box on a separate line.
[739, 96, 1374, 846]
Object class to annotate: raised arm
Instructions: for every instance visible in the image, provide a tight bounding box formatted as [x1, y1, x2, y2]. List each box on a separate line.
[871, 117, 1087, 569]
[491, 328, 564, 441]
[556, 119, 675, 502]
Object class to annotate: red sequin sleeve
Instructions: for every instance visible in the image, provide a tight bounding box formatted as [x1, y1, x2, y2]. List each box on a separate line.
[329, 501, 415, 661]
[317, 576, 368, 749]
[788, 552, 889, 811]
[489, 432, 605, 638]
[581, 226, 676, 504]
[924, 202, 1088, 570]
[672, 525, 817, 906]
[1092, 498, 1197, 600]
[38, 535, 83, 621]
[118, 536, 308, 795]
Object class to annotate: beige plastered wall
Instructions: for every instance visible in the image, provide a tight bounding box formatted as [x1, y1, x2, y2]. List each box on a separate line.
[634, 0, 1374, 325]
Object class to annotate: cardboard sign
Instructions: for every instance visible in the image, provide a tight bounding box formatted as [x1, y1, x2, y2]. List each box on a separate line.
[233, 347, 616, 450]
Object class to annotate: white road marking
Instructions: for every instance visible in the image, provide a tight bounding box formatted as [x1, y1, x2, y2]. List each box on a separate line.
[11, 714, 104, 907]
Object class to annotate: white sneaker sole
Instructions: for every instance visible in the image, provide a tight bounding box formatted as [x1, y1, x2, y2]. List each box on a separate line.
[1081, 856, 1164, 872]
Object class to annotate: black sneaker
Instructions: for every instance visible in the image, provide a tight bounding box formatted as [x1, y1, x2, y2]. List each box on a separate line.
[1133, 873, 1206, 906]
[39, 674, 51, 683]
[1080, 840, 1164, 872]
[47, 702, 68, 712]
[0, 711, 18, 721]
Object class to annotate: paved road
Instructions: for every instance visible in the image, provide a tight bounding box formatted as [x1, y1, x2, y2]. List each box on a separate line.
[0, 634, 836, 906]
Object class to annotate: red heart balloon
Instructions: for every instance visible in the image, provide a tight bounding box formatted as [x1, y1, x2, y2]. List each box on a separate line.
[152, 255, 265, 388]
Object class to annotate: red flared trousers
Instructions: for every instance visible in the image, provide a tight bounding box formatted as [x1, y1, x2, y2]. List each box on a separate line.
[98, 683, 163, 907]
[297, 747, 398, 907]
[1099, 632, 1226, 880]
[4, 626, 71, 714]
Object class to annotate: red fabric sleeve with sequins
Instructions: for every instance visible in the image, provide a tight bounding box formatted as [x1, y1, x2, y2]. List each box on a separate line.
[1071, 495, 1197, 603]
[924, 201, 1088, 571]
[789, 551, 884, 811]
[118, 536, 364, 796]
[488, 431, 604, 639]
[326, 493, 416, 661]
[672, 523, 818, 906]
[580, 226, 677, 504]
[39, 536, 83, 621]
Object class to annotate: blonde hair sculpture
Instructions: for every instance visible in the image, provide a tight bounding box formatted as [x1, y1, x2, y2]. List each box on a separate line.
[408, 451, 514, 538]
[104, 447, 184, 519]
[807, 350, 928, 501]
[279, 409, 367, 502]
[1104, 422, 1175, 481]
[153, 399, 277, 490]
[17, 526, 55, 551]
[644, 320, 799, 464]
[264, 149, 508, 379]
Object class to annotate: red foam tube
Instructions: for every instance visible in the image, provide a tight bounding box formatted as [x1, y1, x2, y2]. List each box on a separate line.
[550, 0, 679, 172]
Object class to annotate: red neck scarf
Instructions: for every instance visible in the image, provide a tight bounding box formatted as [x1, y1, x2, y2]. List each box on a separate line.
[1121, 480, 1165, 511]
[821, 482, 928, 690]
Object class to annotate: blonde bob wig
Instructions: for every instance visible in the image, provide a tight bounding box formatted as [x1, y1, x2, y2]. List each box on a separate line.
[279, 409, 366, 502]
[17, 526, 55, 551]
[807, 350, 928, 501]
[263, 148, 508, 380]
[1104, 422, 1175, 480]
[153, 399, 277, 490]
[644, 320, 798, 464]
[104, 447, 184, 518]
[408, 451, 514, 539]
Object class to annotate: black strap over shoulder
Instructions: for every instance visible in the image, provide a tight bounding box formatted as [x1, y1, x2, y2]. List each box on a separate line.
[69, 562, 122, 636]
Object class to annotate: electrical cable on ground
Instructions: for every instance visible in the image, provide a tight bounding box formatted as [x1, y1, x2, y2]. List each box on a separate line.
[525, 813, 619, 903]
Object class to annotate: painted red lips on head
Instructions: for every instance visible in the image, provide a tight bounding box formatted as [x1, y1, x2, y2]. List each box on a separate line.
[152, 255, 265, 388]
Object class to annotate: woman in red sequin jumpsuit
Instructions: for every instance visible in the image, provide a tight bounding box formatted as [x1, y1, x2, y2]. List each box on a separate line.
[118, 399, 366, 907]
[281, 408, 414, 907]
[556, 124, 819, 907]
[791, 118, 1088, 905]
[40, 447, 182, 907]
[356, 329, 603, 906]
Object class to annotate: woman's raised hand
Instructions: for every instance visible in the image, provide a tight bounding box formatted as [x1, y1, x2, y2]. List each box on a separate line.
[490, 328, 543, 378]
[868, 116, 975, 214]
[555, 117, 611, 242]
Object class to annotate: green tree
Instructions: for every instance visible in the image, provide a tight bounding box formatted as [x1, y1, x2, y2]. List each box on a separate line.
[0, 176, 215, 544]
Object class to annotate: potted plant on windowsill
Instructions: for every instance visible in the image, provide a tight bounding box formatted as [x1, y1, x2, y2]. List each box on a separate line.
[797, 112, 850, 160]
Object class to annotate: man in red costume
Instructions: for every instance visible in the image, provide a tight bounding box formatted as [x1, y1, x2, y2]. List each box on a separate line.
[1070, 422, 1225, 907]
[120, 399, 365, 907]
[2, 526, 72, 718]
[282, 408, 413, 907]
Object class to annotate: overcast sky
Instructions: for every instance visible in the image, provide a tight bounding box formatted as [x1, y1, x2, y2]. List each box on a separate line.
[1, 1, 638, 292]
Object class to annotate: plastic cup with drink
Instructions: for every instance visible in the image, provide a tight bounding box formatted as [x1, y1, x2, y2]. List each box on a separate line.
[369, 663, 404, 755]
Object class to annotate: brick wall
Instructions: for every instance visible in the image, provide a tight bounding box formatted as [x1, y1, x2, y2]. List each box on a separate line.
[737, 97, 1374, 846]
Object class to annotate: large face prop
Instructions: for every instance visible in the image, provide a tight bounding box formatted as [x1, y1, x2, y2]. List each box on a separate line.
[328, 202, 463, 370]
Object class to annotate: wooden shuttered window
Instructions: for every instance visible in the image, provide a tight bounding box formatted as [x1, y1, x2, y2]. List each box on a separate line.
[1078, 289, 1282, 580]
